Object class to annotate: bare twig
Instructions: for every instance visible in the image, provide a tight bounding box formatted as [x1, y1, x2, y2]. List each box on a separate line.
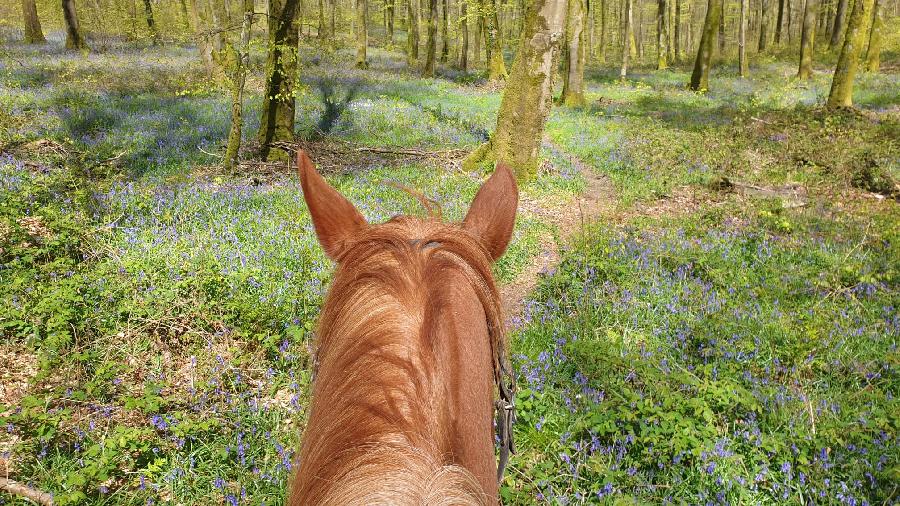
[354, 146, 469, 158]
[198, 146, 224, 158]
[0, 478, 54, 505]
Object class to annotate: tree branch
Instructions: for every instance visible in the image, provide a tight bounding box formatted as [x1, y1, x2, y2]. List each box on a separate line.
[0, 478, 54, 505]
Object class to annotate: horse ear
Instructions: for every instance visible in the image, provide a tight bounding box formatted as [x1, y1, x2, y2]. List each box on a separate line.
[463, 163, 519, 261]
[298, 150, 367, 260]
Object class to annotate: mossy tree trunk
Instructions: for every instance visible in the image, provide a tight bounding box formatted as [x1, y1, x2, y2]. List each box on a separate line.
[423, 0, 438, 75]
[485, 0, 508, 80]
[758, 0, 769, 50]
[826, 0, 873, 107]
[22, 0, 46, 43]
[657, 0, 668, 68]
[459, 0, 469, 69]
[355, 0, 369, 68]
[143, 0, 158, 43]
[739, 0, 748, 75]
[718, 1, 725, 53]
[387, 0, 395, 42]
[225, 0, 255, 171]
[440, 0, 449, 61]
[461, 0, 566, 181]
[62, 0, 88, 50]
[473, 6, 482, 66]
[599, 0, 607, 62]
[621, 0, 632, 78]
[674, 0, 681, 60]
[774, 0, 785, 43]
[560, 0, 586, 106]
[257, 0, 301, 161]
[189, 0, 215, 74]
[829, 0, 847, 47]
[798, 0, 816, 78]
[407, 0, 420, 65]
[863, 0, 882, 71]
[689, 0, 722, 90]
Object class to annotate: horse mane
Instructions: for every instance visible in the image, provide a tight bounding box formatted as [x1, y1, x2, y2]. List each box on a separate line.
[289, 216, 508, 505]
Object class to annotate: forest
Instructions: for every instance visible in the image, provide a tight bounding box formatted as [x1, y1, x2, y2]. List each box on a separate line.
[0, 0, 897, 503]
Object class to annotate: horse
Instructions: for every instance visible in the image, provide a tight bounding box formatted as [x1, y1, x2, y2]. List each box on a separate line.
[289, 150, 518, 505]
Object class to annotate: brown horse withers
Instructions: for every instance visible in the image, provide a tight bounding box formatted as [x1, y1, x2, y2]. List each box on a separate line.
[289, 151, 518, 505]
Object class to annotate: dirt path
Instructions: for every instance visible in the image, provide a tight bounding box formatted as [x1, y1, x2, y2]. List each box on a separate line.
[500, 142, 618, 324]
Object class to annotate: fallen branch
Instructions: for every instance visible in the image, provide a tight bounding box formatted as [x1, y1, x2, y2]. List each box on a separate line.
[198, 146, 223, 158]
[354, 146, 468, 158]
[0, 478, 54, 505]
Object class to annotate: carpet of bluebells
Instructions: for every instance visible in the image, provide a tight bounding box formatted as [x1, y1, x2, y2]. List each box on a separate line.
[2, 37, 899, 506]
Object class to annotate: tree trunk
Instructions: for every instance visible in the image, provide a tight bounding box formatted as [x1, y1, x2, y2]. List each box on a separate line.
[407, 0, 420, 64]
[462, 0, 566, 180]
[423, 0, 437, 75]
[561, 0, 586, 105]
[636, 0, 643, 58]
[826, 0, 873, 107]
[143, 0, 158, 43]
[798, 0, 816, 77]
[586, 0, 594, 60]
[598, 0, 607, 61]
[473, 5, 483, 66]
[62, 0, 88, 50]
[621, 0, 633, 77]
[225, 0, 255, 171]
[441, 0, 449, 61]
[718, 0, 725, 53]
[674, 0, 681, 59]
[828, 0, 847, 47]
[486, 0, 508, 79]
[459, 0, 469, 69]
[208, 0, 225, 52]
[758, 0, 768, 50]
[355, 0, 369, 68]
[657, 0, 668, 68]
[863, 0, 882, 71]
[739, 0, 748, 75]
[178, 0, 191, 30]
[689, 0, 721, 90]
[387, 0, 395, 41]
[22, 0, 46, 43]
[257, 0, 301, 161]
[774, 0, 785, 42]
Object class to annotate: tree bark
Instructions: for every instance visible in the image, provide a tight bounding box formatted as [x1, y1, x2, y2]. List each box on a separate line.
[407, 0, 420, 64]
[774, 0, 785, 42]
[225, 0, 255, 170]
[826, 0, 873, 107]
[473, 4, 483, 66]
[459, 0, 469, 69]
[143, 0, 158, 43]
[561, 0, 586, 105]
[621, 0, 633, 78]
[657, 0, 668, 68]
[674, 0, 681, 59]
[485, 0, 507, 79]
[758, 0, 769, 50]
[863, 0, 881, 71]
[739, 0, 748, 75]
[689, 0, 721, 90]
[22, 0, 46, 43]
[829, 0, 847, 47]
[718, 0, 725, 53]
[441, 0, 449, 61]
[462, 0, 566, 180]
[355, 0, 369, 68]
[387, 0, 396, 41]
[62, 0, 88, 50]
[798, 0, 816, 78]
[423, 0, 438, 75]
[257, 0, 301, 161]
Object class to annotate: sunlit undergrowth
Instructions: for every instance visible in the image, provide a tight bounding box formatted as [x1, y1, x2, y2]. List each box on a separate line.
[505, 200, 899, 504]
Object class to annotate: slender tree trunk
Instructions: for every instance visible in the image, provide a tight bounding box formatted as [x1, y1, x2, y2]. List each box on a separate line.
[636, 0, 644, 58]
[62, 0, 88, 50]
[740, 0, 748, 75]
[208, 0, 225, 52]
[787, 0, 793, 42]
[486, 0, 507, 79]
[689, 0, 721, 90]
[423, 0, 437, 75]
[598, 0, 607, 61]
[621, 0, 633, 77]
[441, 0, 449, 61]
[718, 0, 725, 53]
[674, 0, 681, 59]
[330, 0, 336, 36]
[826, 0, 873, 107]
[459, 0, 469, 69]
[656, 0, 669, 68]
[318, 0, 326, 37]
[561, 0, 586, 105]
[225, 0, 255, 171]
[189, 0, 214, 73]
[407, 0, 420, 63]
[863, 0, 882, 71]
[257, 0, 301, 161]
[758, 0, 769, 50]
[355, 0, 369, 67]
[388, 0, 396, 41]
[143, 0, 158, 43]
[22, 0, 46, 43]
[798, 0, 816, 77]
[462, 0, 566, 180]
[586, 0, 594, 60]
[774, 0, 785, 42]
[178, 0, 191, 30]
[829, 0, 847, 47]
